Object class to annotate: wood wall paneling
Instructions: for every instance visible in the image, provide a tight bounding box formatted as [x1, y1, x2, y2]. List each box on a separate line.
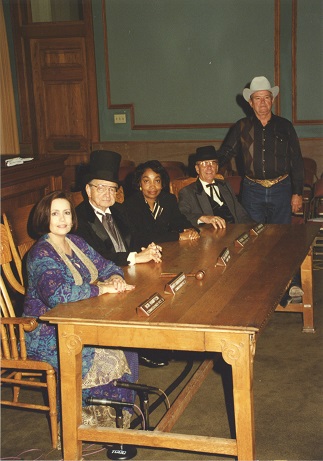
[1, 154, 67, 213]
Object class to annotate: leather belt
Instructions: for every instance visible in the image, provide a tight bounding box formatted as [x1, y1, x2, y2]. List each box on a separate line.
[246, 174, 288, 188]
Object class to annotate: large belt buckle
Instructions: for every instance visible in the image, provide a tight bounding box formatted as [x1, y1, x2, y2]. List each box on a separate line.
[261, 179, 275, 188]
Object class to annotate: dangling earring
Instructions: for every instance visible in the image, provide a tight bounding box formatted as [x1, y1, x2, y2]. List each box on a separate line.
[140, 186, 142, 191]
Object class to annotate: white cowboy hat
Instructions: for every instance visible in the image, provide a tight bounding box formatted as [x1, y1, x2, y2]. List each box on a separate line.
[243, 76, 279, 101]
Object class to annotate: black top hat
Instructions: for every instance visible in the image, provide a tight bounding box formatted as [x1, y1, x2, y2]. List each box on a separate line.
[86, 150, 121, 184]
[195, 146, 219, 164]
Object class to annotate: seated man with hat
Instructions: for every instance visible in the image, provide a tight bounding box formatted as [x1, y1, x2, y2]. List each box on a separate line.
[75, 150, 162, 267]
[178, 145, 252, 229]
[76, 151, 170, 367]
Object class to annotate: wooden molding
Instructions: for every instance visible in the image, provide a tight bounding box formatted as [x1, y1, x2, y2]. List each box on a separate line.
[292, 0, 323, 125]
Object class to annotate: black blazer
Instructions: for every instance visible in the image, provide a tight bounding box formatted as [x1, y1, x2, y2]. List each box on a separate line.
[123, 190, 197, 248]
[178, 178, 253, 227]
[75, 199, 133, 266]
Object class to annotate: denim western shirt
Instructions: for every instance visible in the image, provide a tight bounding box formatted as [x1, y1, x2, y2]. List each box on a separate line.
[218, 114, 304, 195]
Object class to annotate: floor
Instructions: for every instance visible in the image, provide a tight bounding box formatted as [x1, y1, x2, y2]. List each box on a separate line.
[1, 239, 323, 461]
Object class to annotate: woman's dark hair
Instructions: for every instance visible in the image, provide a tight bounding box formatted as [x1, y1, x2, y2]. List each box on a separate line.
[32, 191, 78, 236]
[133, 160, 170, 191]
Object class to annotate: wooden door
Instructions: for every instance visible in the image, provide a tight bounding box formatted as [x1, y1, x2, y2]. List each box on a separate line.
[9, 0, 98, 188]
[30, 36, 91, 155]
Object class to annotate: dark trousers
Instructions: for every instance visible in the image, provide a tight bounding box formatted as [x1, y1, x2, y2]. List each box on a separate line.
[241, 176, 292, 224]
[242, 175, 301, 290]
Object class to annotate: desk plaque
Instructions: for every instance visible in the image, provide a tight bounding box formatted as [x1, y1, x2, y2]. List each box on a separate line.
[250, 223, 266, 236]
[137, 292, 165, 316]
[234, 232, 250, 248]
[216, 247, 231, 266]
[164, 272, 187, 295]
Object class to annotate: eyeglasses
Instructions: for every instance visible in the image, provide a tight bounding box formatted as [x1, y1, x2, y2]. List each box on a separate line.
[196, 160, 218, 167]
[89, 184, 118, 194]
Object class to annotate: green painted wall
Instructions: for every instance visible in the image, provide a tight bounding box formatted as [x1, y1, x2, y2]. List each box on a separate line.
[4, 0, 323, 143]
[93, 0, 323, 141]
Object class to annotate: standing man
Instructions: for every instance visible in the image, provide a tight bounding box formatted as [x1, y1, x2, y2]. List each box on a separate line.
[218, 76, 304, 302]
[178, 145, 252, 228]
[218, 76, 304, 224]
[75, 150, 162, 267]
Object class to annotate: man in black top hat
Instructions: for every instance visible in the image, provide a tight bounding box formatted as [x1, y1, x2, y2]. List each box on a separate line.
[75, 151, 170, 367]
[178, 145, 252, 228]
[75, 150, 162, 267]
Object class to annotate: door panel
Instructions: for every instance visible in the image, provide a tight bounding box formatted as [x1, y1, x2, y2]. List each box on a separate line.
[30, 37, 90, 154]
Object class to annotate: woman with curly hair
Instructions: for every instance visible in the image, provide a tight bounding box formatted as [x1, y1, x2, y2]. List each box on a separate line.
[124, 160, 199, 249]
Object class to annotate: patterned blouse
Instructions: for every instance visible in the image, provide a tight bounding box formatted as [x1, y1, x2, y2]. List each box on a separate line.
[23, 233, 124, 374]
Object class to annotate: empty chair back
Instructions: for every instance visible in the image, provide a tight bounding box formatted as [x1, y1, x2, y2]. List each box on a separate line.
[119, 160, 136, 182]
[170, 177, 196, 200]
[224, 175, 242, 197]
[2, 204, 36, 285]
[312, 178, 323, 218]
[0, 224, 24, 296]
[70, 190, 85, 208]
[303, 157, 317, 189]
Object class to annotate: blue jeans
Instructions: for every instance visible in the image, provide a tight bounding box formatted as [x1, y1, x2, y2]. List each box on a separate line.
[241, 176, 292, 224]
[242, 175, 301, 293]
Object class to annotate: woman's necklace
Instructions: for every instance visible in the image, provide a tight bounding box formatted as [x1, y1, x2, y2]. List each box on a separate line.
[47, 235, 98, 285]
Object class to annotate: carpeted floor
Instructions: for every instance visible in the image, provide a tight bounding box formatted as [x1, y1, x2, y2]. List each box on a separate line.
[1, 245, 322, 461]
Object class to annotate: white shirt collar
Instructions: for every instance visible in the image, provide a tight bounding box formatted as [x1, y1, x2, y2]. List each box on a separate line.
[89, 201, 111, 217]
[199, 178, 223, 205]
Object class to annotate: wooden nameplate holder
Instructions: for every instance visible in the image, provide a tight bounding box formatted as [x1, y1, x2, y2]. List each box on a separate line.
[234, 232, 250, 248]
[216, 247, 231, 267]
[164, 272, 187, 295]
[249, 223, 266, 236]
[136, 292, 165, 316]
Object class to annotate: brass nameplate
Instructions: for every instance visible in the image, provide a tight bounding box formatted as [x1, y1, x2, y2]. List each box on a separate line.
[164, 272, 187, 295]
[234, 232, 250, 248]
[136, 292, 165, 316]
[250, 223, 266, 236]
[216, 247, 231, 266]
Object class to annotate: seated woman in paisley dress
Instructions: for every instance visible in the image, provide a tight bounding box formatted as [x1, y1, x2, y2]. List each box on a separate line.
[23, 190, 138, 436]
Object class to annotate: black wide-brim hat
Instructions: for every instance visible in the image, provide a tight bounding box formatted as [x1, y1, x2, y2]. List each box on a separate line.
[195, 145, 219, 164]
[85, 150, 121, 184]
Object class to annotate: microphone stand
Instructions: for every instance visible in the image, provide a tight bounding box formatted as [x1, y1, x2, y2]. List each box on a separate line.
[113, 381, 160, 431]
[137, 389, 151, 431]
[86, 398, 137, 460]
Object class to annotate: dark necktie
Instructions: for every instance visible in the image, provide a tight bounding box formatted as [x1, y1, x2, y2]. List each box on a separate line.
[206, 183, 222, 204]
[100, 213, 126, 252]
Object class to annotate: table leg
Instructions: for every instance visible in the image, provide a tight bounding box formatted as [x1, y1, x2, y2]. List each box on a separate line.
[221, 332, 256, 461]
[58, 325, 83, 460]
[301, 250, 315, 333]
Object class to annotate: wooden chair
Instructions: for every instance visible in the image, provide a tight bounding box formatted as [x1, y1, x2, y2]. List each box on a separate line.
[224, 175, 242, 197]
[119, 160, 136, 183]
[311, 178, 323, 219]
[170, 176, 196, 200]
[0, 225, 58, 448]
[0, 224, 25, 296]
[293, 157, 318, 222]
[2, 204, 36, 286]
[70, 190, 85, 208]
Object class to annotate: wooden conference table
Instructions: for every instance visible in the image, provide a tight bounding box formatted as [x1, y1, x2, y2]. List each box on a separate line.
[41, 223, 320, 460]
